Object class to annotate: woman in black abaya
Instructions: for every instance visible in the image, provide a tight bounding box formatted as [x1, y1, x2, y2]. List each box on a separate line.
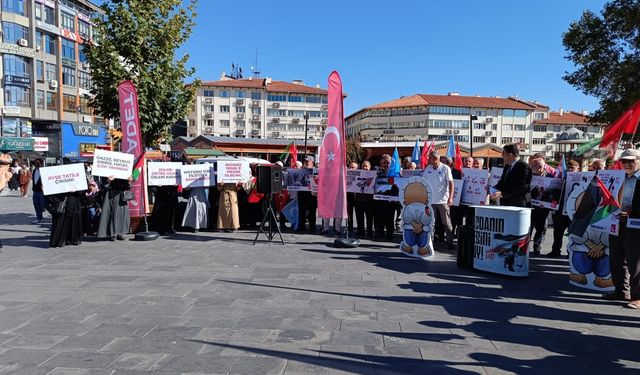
[49, 191, 84, 248]
[98, 176, 131, 241]
[151, 185, 179, 234]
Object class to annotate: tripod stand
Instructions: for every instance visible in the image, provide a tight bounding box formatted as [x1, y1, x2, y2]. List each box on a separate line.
[253, 198, 284, 245]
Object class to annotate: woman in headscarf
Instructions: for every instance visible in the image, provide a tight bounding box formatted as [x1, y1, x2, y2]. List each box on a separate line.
[151, 185, 179, 234]
[181, 186, 208, 232]
[18, 163, 31, 197]
[83, 180, 102, 236]
[8, 160, 21, 191]
[97, 176, 131, 241]
[217, 182, 241, 232]
[48, 190, 84, 248]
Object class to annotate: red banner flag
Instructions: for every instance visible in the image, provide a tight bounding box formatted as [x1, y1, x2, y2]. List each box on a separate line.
[290, 143, 298, 168]
[118, 81, 146, 217]
[600, 100, 640, 156]
[318, 71, 347, 219]
[454, 142, 463, 171]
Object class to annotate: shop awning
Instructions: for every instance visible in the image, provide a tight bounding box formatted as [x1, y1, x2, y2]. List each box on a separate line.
[182, 147, 225, 158]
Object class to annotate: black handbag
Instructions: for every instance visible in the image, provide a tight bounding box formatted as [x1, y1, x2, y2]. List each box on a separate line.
[122, 191, 135, 202]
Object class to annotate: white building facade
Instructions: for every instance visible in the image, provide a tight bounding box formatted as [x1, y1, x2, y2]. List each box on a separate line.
[187, 76, 328, 140]
[345, 93, 604, 157]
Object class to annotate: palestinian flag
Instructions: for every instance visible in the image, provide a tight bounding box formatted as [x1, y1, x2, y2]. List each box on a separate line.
[131, 154, 145, 181]
[278, 142, 296, 164]
[589, 175, 621, 231]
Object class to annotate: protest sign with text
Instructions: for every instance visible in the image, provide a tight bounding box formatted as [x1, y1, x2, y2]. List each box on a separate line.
[40, 163, 88, 195]
[461, 168, 490, 205]
[180, 164, 213, 188]
[91, 149, 134, 180]
[346, 169, 377, 194]
[147, 162, 182, 186]
[217, 160, 251, 183]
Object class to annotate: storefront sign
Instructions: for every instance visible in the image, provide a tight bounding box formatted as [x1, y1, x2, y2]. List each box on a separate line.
[4, 75, 31, 86]
[79, 143, 96, 157]
[35, 0, 56, 8]
[32, 136, 49, 152]
[3, 106, 21, 115]
[147, 162, 181, 186]
[71, 124, 100, 137]
[77, 12, 91, 23]
[472, 206, 531, 277]
[40, 163, 87, 195]
[61, 28, 83, 43]
[91, 149, 134, 179]
[0, 137, 34, 151]
[0, 43, 36, 58]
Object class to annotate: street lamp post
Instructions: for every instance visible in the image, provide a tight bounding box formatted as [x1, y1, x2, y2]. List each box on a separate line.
[469, 114, 478, 158]
[303, 113, 310, 156]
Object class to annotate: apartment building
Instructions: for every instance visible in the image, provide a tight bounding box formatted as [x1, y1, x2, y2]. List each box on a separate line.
[345, 93, 605, 157]
[187, 75, 328, 140]
[0, 0, 105, 161]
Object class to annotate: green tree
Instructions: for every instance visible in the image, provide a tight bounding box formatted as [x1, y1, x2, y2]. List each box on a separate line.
[86, 0, 199, 147]
[346, 137, 365, 165]
[562, 0, 640, 124]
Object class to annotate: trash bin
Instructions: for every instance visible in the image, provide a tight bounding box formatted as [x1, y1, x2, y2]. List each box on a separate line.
[457, 224, 474, 269]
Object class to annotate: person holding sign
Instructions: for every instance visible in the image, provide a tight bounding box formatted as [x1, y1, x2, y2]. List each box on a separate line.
[97, 176, 131, 241]
[492, 144, 532, 208]
[529, 157, 553, 256]
[607, 148, 640, 309]
[48, 191, 84, 248]
[548, 160, 580, 258]
[151, 185, 179, 235]
[217, 182, 241, 232]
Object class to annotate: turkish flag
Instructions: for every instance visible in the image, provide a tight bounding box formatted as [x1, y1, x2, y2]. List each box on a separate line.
[318, 71, 348, 219]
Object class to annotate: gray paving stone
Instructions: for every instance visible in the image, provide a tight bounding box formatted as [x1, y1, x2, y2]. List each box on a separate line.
[108, 352, 167, 371]
[3, 334, 66, 349]
[39, 350, 120, 369]
[51, 335, 115, 351]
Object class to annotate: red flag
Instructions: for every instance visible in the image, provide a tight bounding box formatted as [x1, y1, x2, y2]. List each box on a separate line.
[454, 142, 463, 171]
[318, 71, 347, 219]
[290, 143, 298, 168]
[421, 140, 434, 169]
[600, 100, 640, 156]
[118, 81, 146, 217]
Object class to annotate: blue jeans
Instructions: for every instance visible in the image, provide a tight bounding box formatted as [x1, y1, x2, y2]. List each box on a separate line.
[403, 228, 429, 247]
[32, 191, 46, 220]
[572, 251, 610, 277]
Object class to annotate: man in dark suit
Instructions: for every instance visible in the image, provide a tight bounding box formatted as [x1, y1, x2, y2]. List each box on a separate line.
[492, 144, 532, 208]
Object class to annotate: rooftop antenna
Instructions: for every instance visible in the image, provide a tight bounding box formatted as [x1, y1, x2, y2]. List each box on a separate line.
[250, 47, 261, 78]
[230, 63, 243, 79]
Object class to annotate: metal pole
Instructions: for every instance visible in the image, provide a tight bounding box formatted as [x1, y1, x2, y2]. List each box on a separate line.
[469, 114, 474, 158]
[303, 113, 309, 156]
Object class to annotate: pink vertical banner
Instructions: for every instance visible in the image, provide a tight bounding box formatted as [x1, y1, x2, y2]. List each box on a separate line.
[117, 80, 145, 217]
[318, 71, 347, 219]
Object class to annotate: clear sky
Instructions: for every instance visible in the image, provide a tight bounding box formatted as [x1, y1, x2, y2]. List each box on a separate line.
[102, 0, 609, 116]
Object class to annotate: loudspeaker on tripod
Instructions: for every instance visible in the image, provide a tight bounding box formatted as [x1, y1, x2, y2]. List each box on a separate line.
[256, 164, 283, 194]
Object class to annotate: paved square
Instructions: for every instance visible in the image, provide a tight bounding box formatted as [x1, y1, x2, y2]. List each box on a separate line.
[1, 190, 639, 374]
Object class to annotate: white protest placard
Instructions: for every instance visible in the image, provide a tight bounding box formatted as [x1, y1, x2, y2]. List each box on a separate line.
[40, 163, 88, 195]
[489, 167, 503, 188]
[530, 175, 564, 210]
[460, 168, 490, 205]
[285, 168, 312, 191]
[181, 163, 213, 188]
[346, 169, 377, 194]
[91, 149, 134, 180]
[452, 179, 463, 206]
[147, 162, 181, 186]
[217, 160, 251, 183]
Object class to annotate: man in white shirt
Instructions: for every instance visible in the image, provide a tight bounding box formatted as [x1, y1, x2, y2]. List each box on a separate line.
[423, 150, 454, 249]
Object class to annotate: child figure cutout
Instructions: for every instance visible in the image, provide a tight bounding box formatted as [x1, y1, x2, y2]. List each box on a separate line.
[399, 176, 435, 259]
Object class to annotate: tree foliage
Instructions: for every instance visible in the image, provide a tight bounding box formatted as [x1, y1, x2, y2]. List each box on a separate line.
[346, 137, 365, 165]
[562, 0, 640, 124]
[86, 0, 199, 147]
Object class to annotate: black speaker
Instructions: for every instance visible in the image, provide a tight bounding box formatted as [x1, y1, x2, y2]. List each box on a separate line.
[256, 165, 283, 194]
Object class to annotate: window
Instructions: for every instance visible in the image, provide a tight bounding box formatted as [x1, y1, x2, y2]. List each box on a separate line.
[251, 107, 261, 115]
[306, 96, 322, 103]
[46, 63, 57, 81]
[219, 105, 229, 113]
[251, 92, 261, 100]
[533, 138, 546, 145]
[78, 21, 90, 39]
[3, 54, 30, 77]
[534, 113, 545, 120]
[63, 94, 76, 111]
[577, 126, 587, 133]
[203, 90, 214, 97]
[473, 123, 485, 130]
[502, 137, 513, 144]
[62, 39, 75, 60]
[491, 137, 497, 144]
[62, 66, 76, 86]
[514, 110, 527, 118]
[36, 61, 44, 82]
[429, 106, 470, 115]
[36, 31, 43, 50]
[235, 106, 245, 113]
[220, 120, 230, 128]
[428, 120, 469, 129]
[267, 109, 287, 117]
[502, 124, 513, 131]
[46, 92, 56, 110]
[78, 71, 91, 89]
[61, 12, 75, 32]
[288, 95, 303, 102]
[288, 110, 305, 117]
[219, 91, 228, 98]
[4, 86, 31, 107]
[491, 123, 498, 130]
[473, 136, 485, 143]
[235, 121, 245, 128]
[533, 125, 546, 132]
[514, 137, 526, 144]
[267, 94, 286, 102]
[514, 124, 526, 131]
[307, 111, 322, 118]
[236, 91, 244, 98]
[44, 34, 56, 55]
[2, 0, 25, 16]
[322, 96, 328, 104]
[36, 90, 45, 109]
[554, 125, 561, 132]
[35, 2, 55, 24]
[503, 109, 514, 117]
[2, 22, 29, 45]
[79, 45, 87, 63]
[79, 96, 90, 114]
